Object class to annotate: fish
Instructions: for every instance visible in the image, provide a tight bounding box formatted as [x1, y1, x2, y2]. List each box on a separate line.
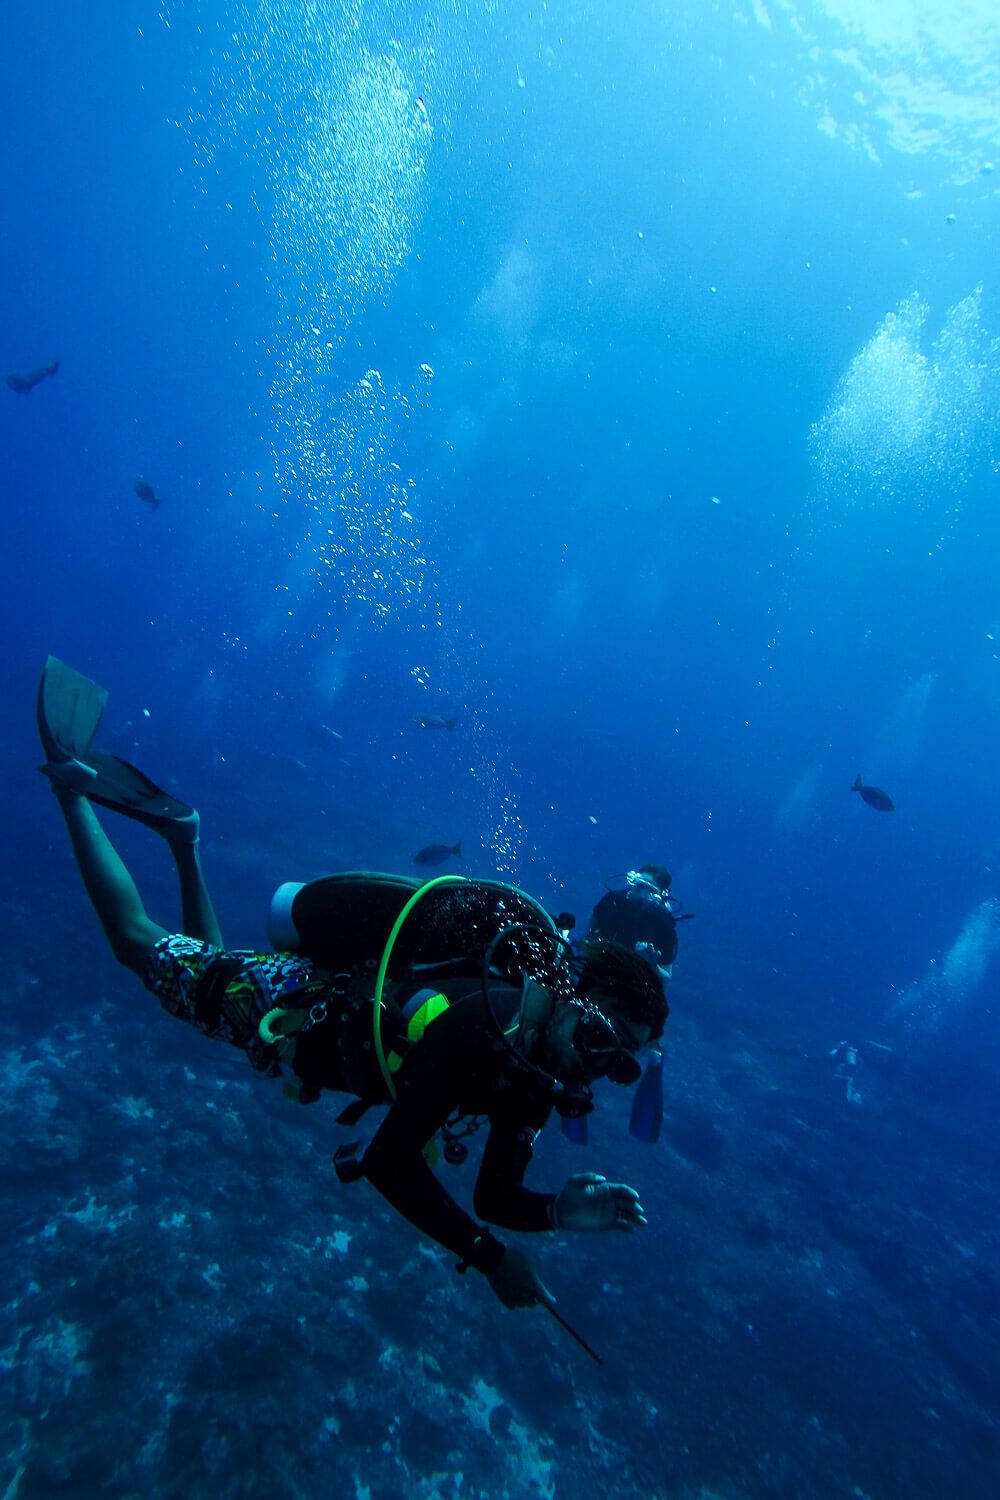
[134, 479, 162, 510]
[413, 840, 462, 866]
[5, 360, 59, 394]
[414, 715, 458, 732]
[851, 775, 894, 812]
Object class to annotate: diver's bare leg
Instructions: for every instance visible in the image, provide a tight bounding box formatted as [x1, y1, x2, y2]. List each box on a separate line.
[167, 837, 224, 948]
[51, 786, 167, 976]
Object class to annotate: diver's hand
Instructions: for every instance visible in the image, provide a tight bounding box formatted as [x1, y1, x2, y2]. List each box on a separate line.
[486, 1247, 554, 1310]
[550, 1172, 647, 1233]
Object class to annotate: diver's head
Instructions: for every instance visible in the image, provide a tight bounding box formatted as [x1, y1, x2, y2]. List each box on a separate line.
[538, 941, 667, 1089]
[576, 940, 668, 1040]
[630, 863, 672, 897]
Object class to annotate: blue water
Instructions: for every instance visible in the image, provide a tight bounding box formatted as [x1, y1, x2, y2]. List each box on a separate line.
[2, 3, 999, 1496]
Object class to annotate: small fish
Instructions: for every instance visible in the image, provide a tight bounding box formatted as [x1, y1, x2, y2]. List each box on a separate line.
[851, 775, 894, 812]
[414, 715, 458, 732]
[5, 360, 59, 394]
[413, 840, 462, 866]
[134, 479, 163, 510]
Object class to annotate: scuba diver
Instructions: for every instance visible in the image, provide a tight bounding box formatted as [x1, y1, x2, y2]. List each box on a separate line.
[588, 864, 686, 983]
[581, 864, 690, 1151]
[37, 658, 669, 1314]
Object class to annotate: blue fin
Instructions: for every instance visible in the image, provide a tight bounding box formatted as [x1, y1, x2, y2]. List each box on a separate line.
[629, 1053, 664, 1143]
[561, 1113, 589, 1145]
[37, 656, 107, 763]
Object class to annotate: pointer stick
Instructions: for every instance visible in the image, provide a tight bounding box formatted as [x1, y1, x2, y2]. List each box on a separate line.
[544, 1301, 604, 1365]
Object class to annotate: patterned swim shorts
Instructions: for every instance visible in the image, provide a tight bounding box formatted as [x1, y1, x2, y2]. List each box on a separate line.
[144, 935, 316, 1069]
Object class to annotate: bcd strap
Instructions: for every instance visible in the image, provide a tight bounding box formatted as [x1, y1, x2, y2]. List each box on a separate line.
[257, 973, 352, 1047]
[385, 987, 451, 1074]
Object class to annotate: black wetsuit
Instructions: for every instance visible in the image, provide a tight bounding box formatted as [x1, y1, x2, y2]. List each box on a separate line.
[294, 977, 555, 1273]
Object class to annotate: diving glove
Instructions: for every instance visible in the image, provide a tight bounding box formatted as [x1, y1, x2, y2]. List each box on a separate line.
[549, 1171, 647, 1233]
[486, 1247, 554, 1310]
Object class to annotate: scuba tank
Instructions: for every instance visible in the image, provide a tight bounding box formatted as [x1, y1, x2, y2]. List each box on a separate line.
[269, 872, 423, 969]
[269, 870, 555, 982]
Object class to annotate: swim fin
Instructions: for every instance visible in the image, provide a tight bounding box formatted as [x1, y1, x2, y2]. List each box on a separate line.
[37, 657, 198, 839]
[629, 1052, 664, 1144]
[75, 750, 198, 837]
[37, 655, 107, 764]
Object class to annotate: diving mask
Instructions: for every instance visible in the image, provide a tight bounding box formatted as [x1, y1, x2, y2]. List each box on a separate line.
[571, 1005, 643, 1087]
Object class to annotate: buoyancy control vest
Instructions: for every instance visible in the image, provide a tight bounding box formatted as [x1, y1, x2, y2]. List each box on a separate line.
[263, 871, 561, 1104]
[262, 871, 665, 1151]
